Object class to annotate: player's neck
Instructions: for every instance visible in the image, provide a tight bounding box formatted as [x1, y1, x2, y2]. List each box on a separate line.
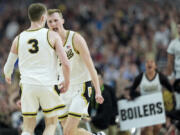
[146, 70, 156, 79]
[58, 29, 68, 43]
[29, 22, 43, 30]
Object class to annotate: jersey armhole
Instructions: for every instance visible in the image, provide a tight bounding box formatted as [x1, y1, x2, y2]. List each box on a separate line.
[16, 35, 20, 53]
[47, 29, 55, 49]
[72, 32, 80, 54]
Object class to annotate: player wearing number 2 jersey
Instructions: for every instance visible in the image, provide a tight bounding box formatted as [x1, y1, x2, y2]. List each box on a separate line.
[4, 3, 70, 135]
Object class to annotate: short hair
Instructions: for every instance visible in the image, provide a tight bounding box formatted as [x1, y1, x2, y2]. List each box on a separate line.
[28, 3, 47, 22]
[47, 9, 63, 18]
[95, 67, 103, 77]
[145, 53, 156, 61]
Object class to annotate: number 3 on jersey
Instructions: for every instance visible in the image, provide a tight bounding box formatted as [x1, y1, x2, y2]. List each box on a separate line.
[28, 39, 39, 53]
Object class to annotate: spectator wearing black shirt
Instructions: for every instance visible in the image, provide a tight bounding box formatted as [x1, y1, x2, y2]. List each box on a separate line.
[88, 67, 118, 135]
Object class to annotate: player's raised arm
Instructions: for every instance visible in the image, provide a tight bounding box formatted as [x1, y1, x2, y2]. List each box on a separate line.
[48, 30, 70, 92]
[73, 33, 104, 104]
[4, 36, 19, 84]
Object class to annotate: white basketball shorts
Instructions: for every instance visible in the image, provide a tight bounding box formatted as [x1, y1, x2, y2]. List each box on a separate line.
[20, 84, 65, 118]
[58, 81, 92, 120]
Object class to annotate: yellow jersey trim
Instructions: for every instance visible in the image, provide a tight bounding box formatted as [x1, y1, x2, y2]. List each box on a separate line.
[19, 83, 23, 97]
[47, 29, 54, 49]
[26, 27, 43, 32]
[17, 35, 20, 53]
[63, 31, 70, 47]
[72, 32, 79, 54]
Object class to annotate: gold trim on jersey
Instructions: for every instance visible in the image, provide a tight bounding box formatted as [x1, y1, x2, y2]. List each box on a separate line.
[17, 35, 20, 53]
[68, 112, 82, 118]
[63, 30, 70, 47]
[19, 83, 23, 98]
[22, 112, 37, 117]
[26, 27, 43, 32]
[42, 104, 65, 113]
[58, 113, 68, 121]
[47, 29, 54, 49]
[72, 32, 79, 54]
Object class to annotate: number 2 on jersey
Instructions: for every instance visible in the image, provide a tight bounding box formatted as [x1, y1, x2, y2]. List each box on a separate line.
[28, 39, 39, 53]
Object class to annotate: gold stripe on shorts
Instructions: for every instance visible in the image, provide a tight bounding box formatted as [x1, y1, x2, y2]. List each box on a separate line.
[43, 104, 65, 113]
[53, 85, 60, 95]
[58, 113, 68, 120]
[22, 112, 37, 117]
[68, 112, 82, 118]
[81, 83, 88, 105]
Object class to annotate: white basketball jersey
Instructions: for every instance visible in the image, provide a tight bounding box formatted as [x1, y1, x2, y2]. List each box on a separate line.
[167, 38, 180, 79]
[59, 31, 91, 85]
[140, 73, 162, 95]
[18, 28, 59, 85]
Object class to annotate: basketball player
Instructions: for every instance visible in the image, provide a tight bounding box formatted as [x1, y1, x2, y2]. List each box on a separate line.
[47, 9, 105, 135]
[130, 55, 173, 135]
[166, 22, 180, 135]
[4, 4, 70, 135]
[167, 23, 180, 110]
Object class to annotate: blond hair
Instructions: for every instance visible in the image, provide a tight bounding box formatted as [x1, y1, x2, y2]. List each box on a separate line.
[47, 9, 63, 18]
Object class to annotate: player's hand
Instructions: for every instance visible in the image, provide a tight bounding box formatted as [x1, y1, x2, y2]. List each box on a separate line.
[5, 76, 11, 84]
[95, 92, 104, 104]
[59, 81, 69, 93]
[16, 99, 21, 109]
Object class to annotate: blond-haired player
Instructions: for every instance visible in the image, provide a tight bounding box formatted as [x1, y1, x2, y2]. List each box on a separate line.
[4, 4, 70, 135]
[47, 9, 105, 135]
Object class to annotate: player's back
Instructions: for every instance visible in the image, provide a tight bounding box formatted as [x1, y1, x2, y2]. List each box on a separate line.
[18, 28, 59, 85]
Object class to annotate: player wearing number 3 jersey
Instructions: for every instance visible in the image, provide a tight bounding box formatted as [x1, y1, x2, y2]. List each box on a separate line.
[4, 3, 70, 135]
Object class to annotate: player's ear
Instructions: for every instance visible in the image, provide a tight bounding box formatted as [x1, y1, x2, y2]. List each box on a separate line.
[41, 14, 47, 22]
[40, 15, 44, 23]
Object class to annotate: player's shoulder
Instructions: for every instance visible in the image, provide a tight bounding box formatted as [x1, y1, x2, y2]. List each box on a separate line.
[48, 29, 59, 38]
[72, 31, 85, 42]
[169, 38, 179, 46]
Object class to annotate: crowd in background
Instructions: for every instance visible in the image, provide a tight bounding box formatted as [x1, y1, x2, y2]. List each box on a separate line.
[0, 0, 180, 134]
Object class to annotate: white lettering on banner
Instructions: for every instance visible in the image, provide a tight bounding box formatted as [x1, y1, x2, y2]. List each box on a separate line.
[118, 92, 166, 131]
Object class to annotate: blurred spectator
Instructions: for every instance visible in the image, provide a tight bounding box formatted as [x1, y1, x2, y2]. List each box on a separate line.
[0, 0, 180, 134]
[88, 67, 118, 135]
